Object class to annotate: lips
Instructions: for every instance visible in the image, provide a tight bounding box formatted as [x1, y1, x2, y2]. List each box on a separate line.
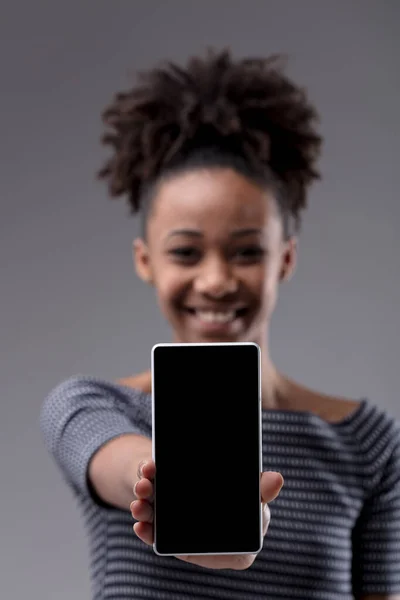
[189, 309, 235, 324]
[183, 306, 248, 325]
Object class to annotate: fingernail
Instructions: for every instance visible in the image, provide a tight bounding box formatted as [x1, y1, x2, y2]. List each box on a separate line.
[137, 460, 146, 478]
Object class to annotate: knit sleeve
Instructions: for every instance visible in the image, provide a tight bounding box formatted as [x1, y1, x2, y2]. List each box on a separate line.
[39, 376, 152, 503]
[352, 419, 400, 597]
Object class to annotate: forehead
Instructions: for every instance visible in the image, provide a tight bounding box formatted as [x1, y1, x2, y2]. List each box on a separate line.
[148, 168, 280, 237]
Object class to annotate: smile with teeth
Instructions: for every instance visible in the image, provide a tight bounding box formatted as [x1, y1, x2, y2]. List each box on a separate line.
[185, 307, 246, 324]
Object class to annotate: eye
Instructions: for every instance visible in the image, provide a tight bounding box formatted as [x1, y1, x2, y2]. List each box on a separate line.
[168, 247, 201, 263]
[234, 246, 266, 262]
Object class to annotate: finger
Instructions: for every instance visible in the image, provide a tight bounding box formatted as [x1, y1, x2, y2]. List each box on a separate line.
[133, 477, 154, 500]
[130, 499, 153, 523]
[261, 471, 284, 504]
[137, 460, 156, 481]
[133, 521, 154, 546]
[178, 553, 255, 571]
[262, 502, 271, 536]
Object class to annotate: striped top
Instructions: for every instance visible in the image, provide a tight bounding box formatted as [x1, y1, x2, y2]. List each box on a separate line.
[40, 375, 400, 600]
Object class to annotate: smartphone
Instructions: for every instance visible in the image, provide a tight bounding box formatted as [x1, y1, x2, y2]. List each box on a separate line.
[151, 342, 262, 557]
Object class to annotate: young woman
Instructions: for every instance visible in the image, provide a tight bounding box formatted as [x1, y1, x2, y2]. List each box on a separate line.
[40, 50, 400, 600]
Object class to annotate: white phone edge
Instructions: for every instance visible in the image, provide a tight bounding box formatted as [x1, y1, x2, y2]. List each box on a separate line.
[151, 341, 263, 557]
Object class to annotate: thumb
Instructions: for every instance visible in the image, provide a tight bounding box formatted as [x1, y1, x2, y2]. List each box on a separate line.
[261, 471, 284, 504]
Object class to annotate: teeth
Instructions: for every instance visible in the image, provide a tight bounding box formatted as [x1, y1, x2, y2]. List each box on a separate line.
[196, 311, 235, 323]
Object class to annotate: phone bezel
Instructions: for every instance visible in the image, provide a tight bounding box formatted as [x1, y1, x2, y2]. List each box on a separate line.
[151, 342, 263, 557]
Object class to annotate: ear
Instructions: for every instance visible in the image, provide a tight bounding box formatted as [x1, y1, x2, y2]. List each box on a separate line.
[133, 238, 153, 284]
[279, 237, 297, 282]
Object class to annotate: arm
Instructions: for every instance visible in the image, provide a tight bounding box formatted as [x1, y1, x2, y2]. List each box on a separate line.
[40, 374, 152, 511]
[88, 433, 152, 510]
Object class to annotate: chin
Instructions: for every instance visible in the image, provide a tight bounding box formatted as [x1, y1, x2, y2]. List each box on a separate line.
[177, 329, 248, 345]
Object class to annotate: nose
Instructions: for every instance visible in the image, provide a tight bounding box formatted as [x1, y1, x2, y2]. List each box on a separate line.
[194, 256, 238, 298]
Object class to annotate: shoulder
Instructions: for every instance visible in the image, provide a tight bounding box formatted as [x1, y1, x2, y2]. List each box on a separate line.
[43, 373, 151, 409]
[289, 379, 399, 443]
[286, 379, 361, 423]
[315, 394, 361, 424]
[306, 390, 400, 488]
[325, 394, 400, 476]
[116, 371, 152, 394]
[310, 388, 399, 442]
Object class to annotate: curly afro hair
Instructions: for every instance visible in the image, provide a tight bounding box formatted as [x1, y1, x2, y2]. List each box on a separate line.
[97, 49, 322, 236]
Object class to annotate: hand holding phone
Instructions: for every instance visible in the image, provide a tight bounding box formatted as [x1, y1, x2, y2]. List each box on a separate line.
[131, 342, 284, 568]
[131, 460, 283, 570]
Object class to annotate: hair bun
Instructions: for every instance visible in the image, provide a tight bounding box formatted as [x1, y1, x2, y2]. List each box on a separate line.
[98, 48, 322, 222]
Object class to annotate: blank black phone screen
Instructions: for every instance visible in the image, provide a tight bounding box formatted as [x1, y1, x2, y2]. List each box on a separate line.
[152, 343, 262, 556]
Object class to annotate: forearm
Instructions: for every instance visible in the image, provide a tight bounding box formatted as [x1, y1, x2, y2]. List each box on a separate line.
[88, 433, 152, 511]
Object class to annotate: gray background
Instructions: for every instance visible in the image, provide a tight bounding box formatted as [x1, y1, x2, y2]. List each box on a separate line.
[1, 1, 399, 598]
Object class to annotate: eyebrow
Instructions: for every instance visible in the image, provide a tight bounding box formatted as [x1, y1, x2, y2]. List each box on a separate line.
[231, 228, 263, 238]
[167, 229, 202, 239]
[167, 228, 263, 239]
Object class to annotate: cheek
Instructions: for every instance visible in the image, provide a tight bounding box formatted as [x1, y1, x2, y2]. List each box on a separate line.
[256, 259, 281, 314]
[153, 268, 189, 309]
[265, 266, 281, 312]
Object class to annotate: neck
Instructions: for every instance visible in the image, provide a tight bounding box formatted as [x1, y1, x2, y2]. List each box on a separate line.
[260, 349, 289, 410]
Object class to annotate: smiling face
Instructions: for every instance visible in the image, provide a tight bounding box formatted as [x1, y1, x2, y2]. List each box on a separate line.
[134, 167, 297, 346]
